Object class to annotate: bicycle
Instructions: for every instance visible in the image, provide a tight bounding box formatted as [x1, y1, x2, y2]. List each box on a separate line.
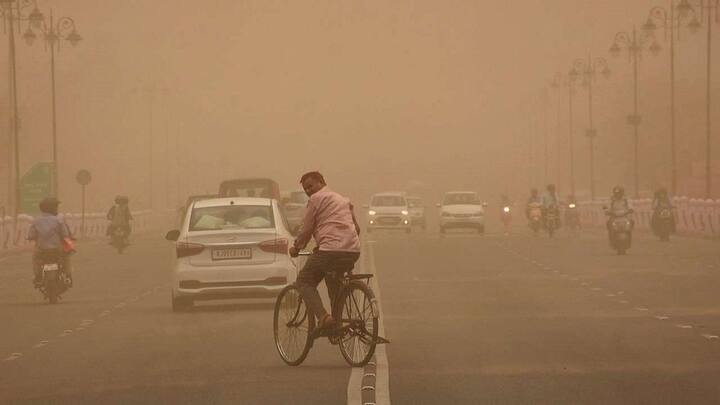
[273, 252, 390, 367]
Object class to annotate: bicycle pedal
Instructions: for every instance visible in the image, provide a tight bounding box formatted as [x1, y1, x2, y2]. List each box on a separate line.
[375, 336, 391, 344]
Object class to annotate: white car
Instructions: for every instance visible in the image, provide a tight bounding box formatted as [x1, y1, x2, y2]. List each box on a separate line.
[282, 190, 308, 231]
[365, 192, 411, 233]
[165, 197, 301, 311]
[438, 191, 487, 233]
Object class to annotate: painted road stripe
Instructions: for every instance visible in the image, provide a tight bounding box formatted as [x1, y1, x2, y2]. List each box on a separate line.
[349, 239, 390, 405]
[655, 315, 670, 320]
[675, 324, 693, 329]
[4, 353, 22, 361]
[32, 340, 49, 349]
[701, 334, 719, 340]
[634, 307, 649, 312]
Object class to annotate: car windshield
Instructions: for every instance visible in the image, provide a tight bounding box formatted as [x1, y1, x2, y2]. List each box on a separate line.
[371, 195, 406, 207]
[443, 193, 481, 205]
[289, 191, 309, 204]
[407, 198, 423, 208]
[189, 205, 275, 231]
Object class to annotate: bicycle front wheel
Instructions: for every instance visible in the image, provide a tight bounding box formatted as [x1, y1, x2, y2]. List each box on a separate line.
[338, 282, 379, 367]
[274, 285, 314, 366]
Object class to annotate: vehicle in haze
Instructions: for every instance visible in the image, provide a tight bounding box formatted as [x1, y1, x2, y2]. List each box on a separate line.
[110, 227, 129, 254]
[165, 197, 300, 311]
[564, 201, 580, 231]
[365, 192, 411, 233]
[653, 206, 674, 242]
[282, 190, 308, 231]
[544, 204, 560, 237]
[35, 250, 71, 304]
[604, 206, 634, 255]
[527, 201, 543, 235]
[437, 191, 487, 234]
[406, 196, 426, 230]
[501, 204, 512, 234]
[218, 178, 281, 200]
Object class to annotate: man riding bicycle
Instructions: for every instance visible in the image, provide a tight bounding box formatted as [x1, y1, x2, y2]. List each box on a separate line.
[288, 171, 361, 334]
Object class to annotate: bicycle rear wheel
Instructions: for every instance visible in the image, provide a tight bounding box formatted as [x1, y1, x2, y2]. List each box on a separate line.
[338, 282, 379, 367]
[274, 285, 314, 366]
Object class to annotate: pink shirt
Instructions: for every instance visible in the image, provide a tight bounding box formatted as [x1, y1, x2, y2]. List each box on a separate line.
[293, 187, 360, 252]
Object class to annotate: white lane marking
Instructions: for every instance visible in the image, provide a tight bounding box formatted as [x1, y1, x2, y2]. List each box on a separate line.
[675, 324, 693, 329]
[32, 340, 49, 349]
[4, 353, 22, 361]
[75, 327, 85, 331]
[99, 310, 111, 317]
[606, 294, 616, 297]
[591, 287, 602, 291]
[129, 296, 140, 302]
[701, 334, 719, 340]
[348, 240, 390, 405]
[618, 300, 629, 304]
[580, 282, 589, 287]
[114, 302, 126, 309]
[655, 315, 670, 320]
[80, 319, 94, 326]
[634, 307, 649, 312]
[59, 329, 73, 337]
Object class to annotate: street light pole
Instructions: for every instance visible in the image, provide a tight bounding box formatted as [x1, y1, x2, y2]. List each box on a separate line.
[23, 8, 82, 201]
[1, 0, 37, 225]
[610, 26, 660, 198]
[570, 55, 611, 201]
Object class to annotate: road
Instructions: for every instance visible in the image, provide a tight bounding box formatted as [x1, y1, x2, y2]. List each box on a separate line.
[1, 222, 720, 404]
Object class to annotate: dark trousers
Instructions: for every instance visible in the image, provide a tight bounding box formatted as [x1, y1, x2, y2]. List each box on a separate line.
[296, 251, 360, 321]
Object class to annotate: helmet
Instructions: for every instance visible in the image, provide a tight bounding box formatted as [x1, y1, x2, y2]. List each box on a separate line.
[39, 197, 60, 214]
[612, 186, 625, 198]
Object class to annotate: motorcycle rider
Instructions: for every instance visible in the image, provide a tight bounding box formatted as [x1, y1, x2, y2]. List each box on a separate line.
[500, 194, 513, 234]
[606, 185, 634, 241]
[651, 187, 675, 235]
[27, 197, 73, 287]
[564, 193, 580, 229]
[107, 195, 132, 241]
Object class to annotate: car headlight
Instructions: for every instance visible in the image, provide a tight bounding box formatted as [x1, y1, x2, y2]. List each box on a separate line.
[401, 210, 409, 216]
[368, 210, 376, 216]
[503, 206, 510, 213]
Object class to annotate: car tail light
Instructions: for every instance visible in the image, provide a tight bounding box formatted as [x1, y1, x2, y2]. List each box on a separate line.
[259, 238, 289, 254]
[176, 242, 205, 258]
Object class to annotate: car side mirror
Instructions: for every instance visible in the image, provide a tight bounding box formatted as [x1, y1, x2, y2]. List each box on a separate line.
[165, 230, 180, 241]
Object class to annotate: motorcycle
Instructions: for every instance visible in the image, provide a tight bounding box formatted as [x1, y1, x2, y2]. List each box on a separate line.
[653, 206, 674, 242]
[501, 206, 512, 234]
[544, 204, 560, 237]
[527, 202, 543, 235]
[605, 207, 634, 255]
[35, 250, 71, 304]
[111, 227, 129, 254]
[564, 202, 580, 231]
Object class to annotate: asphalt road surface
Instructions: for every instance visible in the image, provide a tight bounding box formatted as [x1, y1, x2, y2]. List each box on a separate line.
[2, 222, 720, 404]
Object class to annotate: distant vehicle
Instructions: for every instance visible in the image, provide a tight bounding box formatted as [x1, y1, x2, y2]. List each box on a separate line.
[165, 197, 301, 311]
[282, 190, 308, 231]
[365, 192, 411, 233]
[406, 196, 426, 230]
[437, 191, 487, 234]
[218, 178, 281, 200]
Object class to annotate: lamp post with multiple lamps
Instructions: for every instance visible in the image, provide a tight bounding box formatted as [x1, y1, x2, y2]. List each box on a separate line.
[610, 26, 661, 198]
[0, 0, 43, 223]
[642, 1, 701, 196]
[675, 0, 719, 198]
[22, 8, 81, 200]
[569, 55, 611, 201]
[551, 72, 576, 196]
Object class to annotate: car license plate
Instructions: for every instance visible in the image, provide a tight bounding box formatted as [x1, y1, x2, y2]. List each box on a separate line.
[212, 247, 252, 260]
[42, 263, 59, 271]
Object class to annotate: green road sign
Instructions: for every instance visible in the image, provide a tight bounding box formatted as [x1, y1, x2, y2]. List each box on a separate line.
[20, 162, 54, 214]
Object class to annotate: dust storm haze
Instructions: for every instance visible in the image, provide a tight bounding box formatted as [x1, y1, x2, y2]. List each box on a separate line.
[3, 0, 717, 210]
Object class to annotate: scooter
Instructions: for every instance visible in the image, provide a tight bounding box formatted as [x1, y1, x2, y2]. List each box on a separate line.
[111, 227, 129, 254]
[605, 207, 634, 255]
[653, 206, 674, 242]
[528, 202, 543, 235]
[35, 250, 71, 304]
[544, 204, 560, 238]
[564, 202, 580, 231]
